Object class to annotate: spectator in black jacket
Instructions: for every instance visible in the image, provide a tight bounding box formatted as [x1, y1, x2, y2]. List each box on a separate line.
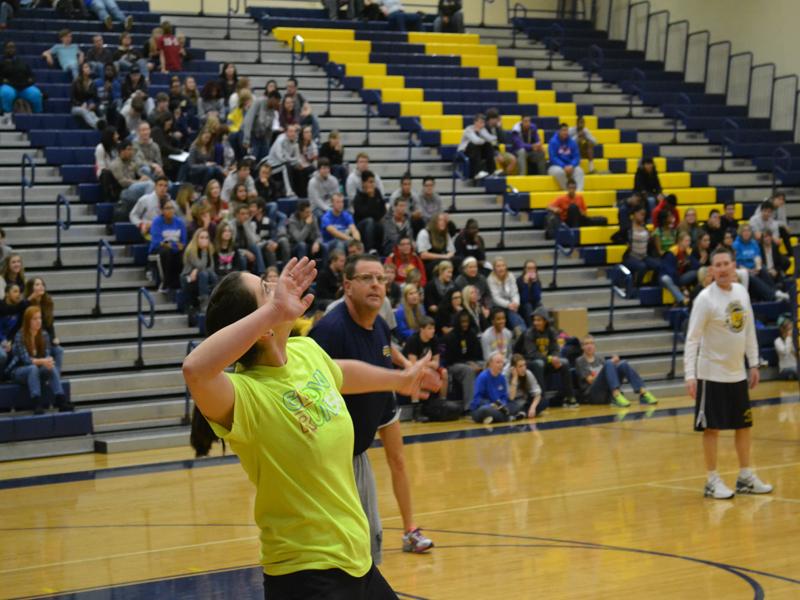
[633, 157, 663, 218]
[454, 218, 486, 268]
[71, 63, 102, 130]
[434, 0, 463, 33]
[517, 259, 542, 325]
[86, 34, 114, 78]
[319, 129, 347, 183]
[353, 170, 386, 254]
[121, 66, 147, 102]
[315, 248, 346, 308]
[0, 41, 43, 114]
[759, 230, 791, 287]
[702, 209, 725, 251]
[113, 32, 149, 78]
[443, 310, 483, 410]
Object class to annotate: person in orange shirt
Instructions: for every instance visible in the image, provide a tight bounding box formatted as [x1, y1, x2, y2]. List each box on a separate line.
[546, 180, 607, 235]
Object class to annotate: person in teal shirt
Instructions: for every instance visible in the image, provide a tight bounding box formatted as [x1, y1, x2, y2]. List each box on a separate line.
[42, 29, 83, 81]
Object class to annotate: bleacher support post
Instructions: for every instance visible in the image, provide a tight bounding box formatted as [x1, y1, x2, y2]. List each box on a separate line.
[135, 287, 156, 369]
[19, 153, 34, 225]
[549, 223, 576, 290]
[363, 103, 373, 145]
[666, 308, 689, 379]
[92, 240, 114, 317]
[53, 194, 71, 268]
[183, 340, 199, 425]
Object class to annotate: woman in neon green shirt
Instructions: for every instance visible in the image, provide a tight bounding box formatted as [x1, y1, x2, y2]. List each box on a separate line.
[184, 257, 439, 600]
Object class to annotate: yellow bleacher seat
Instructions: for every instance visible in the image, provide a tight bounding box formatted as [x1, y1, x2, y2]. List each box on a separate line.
[440, 130, 464, 145]
[345, 63, 386, 77]
[527, 190, 617, 209]
[579, 226, 616, 245]
[665, 187, 717, 204]
[421, 115, 463, 130]
[496, 78, 537, 92]
[584, 173, 691, 191]
[362, 75, 405, 89]
[273, 27, 355, 42]
[606, 245, 628, 263]
[516, 90, 557, 104]
[460, 55, 499, 67]
[602, 143, 642, 158]
[479, 66, 518, 79]
[408, 32, 480, 45]
[302, 39, 370, 53]
[399, 101, 443, 116]
[537, 102, 577, 117]
[327, 50, 370, 64]
[381, 88, 423, 102]
[587, 207, 619, 225]
[425, 43, 498, 56]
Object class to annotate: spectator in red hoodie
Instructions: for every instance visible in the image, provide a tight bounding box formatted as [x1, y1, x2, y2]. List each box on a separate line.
[385, 236, 426, 286]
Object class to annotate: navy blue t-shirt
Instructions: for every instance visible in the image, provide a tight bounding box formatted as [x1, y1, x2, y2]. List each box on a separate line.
[309, 302, 395, 456]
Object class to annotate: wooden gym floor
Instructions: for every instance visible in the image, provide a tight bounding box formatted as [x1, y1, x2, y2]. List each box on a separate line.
[1, 381, 798, 599]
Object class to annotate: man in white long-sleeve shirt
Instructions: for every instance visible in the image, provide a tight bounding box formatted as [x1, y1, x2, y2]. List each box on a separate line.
[683, 246, 773, 500]
[457, 113, 496, 180]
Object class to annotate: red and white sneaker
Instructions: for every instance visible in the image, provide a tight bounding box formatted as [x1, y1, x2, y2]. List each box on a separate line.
[402, 528, 433, 553]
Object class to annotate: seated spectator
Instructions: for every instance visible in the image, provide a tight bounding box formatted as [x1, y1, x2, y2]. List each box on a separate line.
[457, 113, 495, 180]
[347, 239, 365, 256]
[151, 113, 183, 179]
[435, 287, 463, 335]
[321, 192, 360, 254]
[227, 76, 250, 113]
[488, 257, 525, 335]
[111, 140, 154, 208]
[513, 306, 577, 406]
[181, 228, 217, 313]
[769, 192, 793, 254]
[316, 248, 346, 307]
[95, 126, 119, 179]
[267, 123, 303, 198]
[692, 231, 712, 272]
[470, 352, 524, 424]
[748, 199, 780, 242]
[760, 230, 790, 287]
[134, 121, 164, 178]
[121, 83, 149, 133]
[353, 170, 386, 254]
[677, 207, 701, 245]
[403, 316, 448, 401]
[382, 196, 413, 256]
[614, 192, 643, 242]
[546, 179, 607, 236]
[218, 62, 238, 103]
[652, 209, 677, 256]
[384, 262, 401, 307]
[158, 21, 182, 73]
[485, 108, 516, 175]
[381, 0, 421, 32]
[480, 306, 513, 366]
[395, 282, 425, 342]
[229, 203, 265, 275]
[293, 124, 318, 197]
[721, 229, 736, 252]
[651, 192, 679, 231]
[0, 0, 17, 30]
[144, 26, 162, 68]
[424, 260, 455, 315]
[287, 199, 323, 260]
[187, 200, 216, 241]
[455, 256, 490, 303]
[129, 175, 169, 237]
[284, 78, 320, 141]
[71, 63, 102, 130]
[242, 90, 280, 162]
[183, 75, 200, 115]
[114, 32, 149, 78]
[213, 221, 241, 277]
[0, 41, 43, 114]
[417, 212, 456, 279]
[443, 309, 483, 409]
[576, 335, 657, 407]
[569, 116, 597, 173]
[255, 162, 280, 208]
[221, 159, 256, 208]
[42, 29, 83, 81]
[198, 80, 224, 123]
[517, 259, 542, 325]
[0, 227, 10, 264]
[463, 284, 489, 332]
[183, 129, 224, 188]
[149, 200, 186, 291]
[7, 306, 72, 414]
[320, 129, 347, 183]
[505, 353, 544, 418]
[548, 123, 584, 190]
[0, 283, 28, 373]
[385, 237, 426, 286]
[511, 115, 546, 176]
[415, 176, 445, 238]
[308, 158, 340, 217]
[774, 318, 797, 380]
[703, 209, 725, 251]
[623, 205, 660, 287]
[249, 198, 289, 269]
[202, 179, 228, 224]
[86, 35, 113, 78]
[434, 0, 464, 32]
[660, 231, 698, 306]
[96, 63, 121, 123]
[389, 174, 420, 224]
[633, 157, 663, 216]
[733, 224, 789, 302]
[346, 152, 385, 200]
[174, 183, 195, 219]
[720, 200, 739, 234]
[278, 94, 298, 131]
[90, 0, 133, 32]
[24, 278, 60, 353]
[323, 0, 361, 19]
[0, 252, 25, 296]
[454, 218, 487, 267]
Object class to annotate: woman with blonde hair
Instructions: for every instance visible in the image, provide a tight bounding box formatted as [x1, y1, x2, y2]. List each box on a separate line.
[181, 228, 217, 312]
[0, 252, 25, 297]
[174, 182, 196, 218]
[202, 178, 227, 223]
[213, 221, 241, 278]
[416, 212, 455, 279]
[188, 199, 217, 240]
[394, 282, 426, 342]
[462, 283, 489, 332]
[487, 256, 525, 335]
[423, 259, 455, 315]
[8, 306, 72, 414]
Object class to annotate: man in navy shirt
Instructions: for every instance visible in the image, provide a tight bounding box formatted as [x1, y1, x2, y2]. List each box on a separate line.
[310, 254, 435, 564]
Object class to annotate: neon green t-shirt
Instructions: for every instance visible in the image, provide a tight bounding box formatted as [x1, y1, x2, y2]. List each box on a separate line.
[208, 336, 371, 577]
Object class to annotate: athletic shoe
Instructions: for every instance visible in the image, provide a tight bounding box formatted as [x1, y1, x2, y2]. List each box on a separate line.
[475, 170, 489, 180]
[564, 397, 579, 407]
[704, 478, 735, 500]
[493, 168, 504, 176]
[104, 16, 113, 30]
[612, 393, 630, 407]
[514, 411, 527, 421]
[736, 474, 773, 495]
[639, 391, 658, 405]
[482, 415, 494, 424]
[124, 15, 134, 31]
[402, 528, 433, 553]
[775, 290, 790, 302]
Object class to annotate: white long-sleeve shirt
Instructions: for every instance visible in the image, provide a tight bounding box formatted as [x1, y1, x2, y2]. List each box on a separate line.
[487, 272, 520, 309]
[457, 125, 497, 152]
[683, 282, 759, 382]
[774, 335, 796, 372]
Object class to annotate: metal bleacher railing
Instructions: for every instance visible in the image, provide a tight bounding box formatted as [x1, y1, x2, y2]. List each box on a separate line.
[183, 340, 198, 425]
[91, 239, 115, 317]
[134, 287, 156, 369]
[18, 153, 35, 225]
[53, 194, 71, 269]
[548, 223, 577, 290]
[605, 264, 633, 332]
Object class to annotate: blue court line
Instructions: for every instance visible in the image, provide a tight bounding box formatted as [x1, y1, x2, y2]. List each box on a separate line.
[1, 394, 797, 492]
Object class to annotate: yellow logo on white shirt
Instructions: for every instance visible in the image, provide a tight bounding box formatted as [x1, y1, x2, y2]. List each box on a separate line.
[725, 301, 746, 333]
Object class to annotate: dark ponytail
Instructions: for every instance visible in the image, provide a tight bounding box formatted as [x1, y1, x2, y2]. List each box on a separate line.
[189, 271, 260, 457]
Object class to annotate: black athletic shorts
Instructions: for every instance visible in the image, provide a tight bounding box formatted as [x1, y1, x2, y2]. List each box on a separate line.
[264, 564, 397, 600]
[693, 379, 752, 432]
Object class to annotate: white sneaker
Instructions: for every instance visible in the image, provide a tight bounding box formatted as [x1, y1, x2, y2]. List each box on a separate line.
[736, 474, 773, 495]
[704, 478, 735, 499]
[482, 415, 494, 424]
[493, 168, 504, 176]
[475, 170, 489, 180]
[775, 290, 790, 302]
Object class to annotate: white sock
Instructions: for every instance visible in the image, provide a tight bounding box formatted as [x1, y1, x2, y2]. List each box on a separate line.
[707, 470, 720, 482]
[739, 468, 753, 480]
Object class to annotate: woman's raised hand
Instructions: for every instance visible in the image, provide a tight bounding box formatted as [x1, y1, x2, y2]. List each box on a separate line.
[271, 257, 317, 323]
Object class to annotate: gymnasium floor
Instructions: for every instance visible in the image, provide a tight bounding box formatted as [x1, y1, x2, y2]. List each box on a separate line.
[1, 382, 798, 599]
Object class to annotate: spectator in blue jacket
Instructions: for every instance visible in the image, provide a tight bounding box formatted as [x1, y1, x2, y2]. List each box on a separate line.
[660, 231, 699, 306]
[510, 116, 546, 175]
[149, 200, 187, 291]
[470, 352, 525, 424]
[517, 259, 542, 325]
[395, 282, 426, 342]
[733, 224, 789, 303]
[548, 123, 584, 190]
[321, 193, 360, 254]
[7, 306, 72, 414]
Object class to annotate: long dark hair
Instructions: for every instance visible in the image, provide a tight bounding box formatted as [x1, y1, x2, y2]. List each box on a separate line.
[190, 271, 261, 457]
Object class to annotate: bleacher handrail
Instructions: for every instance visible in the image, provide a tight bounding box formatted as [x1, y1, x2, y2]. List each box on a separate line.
[548, 223, 577, 290]
[450, 151, 470, 212]
[666, 308, 690, 379]
[134, 287, 156, 369]
[510, 3, 529, 49]
[91, 239, 115, 317]
[497, 185, 520, 250]
[625, 67, 646, 117]
[771, 145, 792, 193]
[53, 194, 71, 269]
[19, 153, 35, 225]
[406, 120, 422, 176]
[183, 340, 199, 425]
[290, 34, 306, 80]
[224, 0, 241, 40]
[582, 44, 604, 92]
[718, 117, 740, 173]
[671, 91, 691, 143]
[542, 22, 564, 70]
[606, 264, 633, 332]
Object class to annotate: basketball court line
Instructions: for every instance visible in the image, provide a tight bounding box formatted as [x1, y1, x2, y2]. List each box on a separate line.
[647, 482, 800, 504]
